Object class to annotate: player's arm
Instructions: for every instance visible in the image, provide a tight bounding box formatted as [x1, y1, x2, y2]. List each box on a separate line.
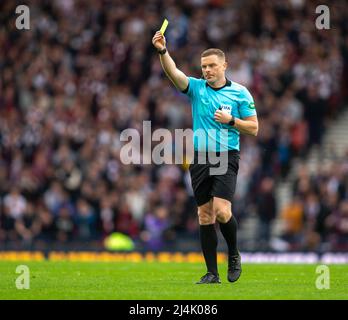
[214, 111, 259, 136]
[233, 116, 258, 136]
[152, 31, 188, 91]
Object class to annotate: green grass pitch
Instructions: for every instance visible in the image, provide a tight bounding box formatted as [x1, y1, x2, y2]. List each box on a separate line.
[0, 261, 347, 300]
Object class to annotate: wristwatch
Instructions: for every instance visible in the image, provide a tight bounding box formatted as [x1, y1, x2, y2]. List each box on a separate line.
[228, 115, 235, 126]
[158, 48, 167, 55]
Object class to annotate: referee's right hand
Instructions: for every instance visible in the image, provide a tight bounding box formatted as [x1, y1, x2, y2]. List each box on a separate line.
[152, 31, 166, 51]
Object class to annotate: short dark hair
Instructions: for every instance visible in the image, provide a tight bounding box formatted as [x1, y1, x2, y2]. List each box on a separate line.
[201, 48, 225, 60]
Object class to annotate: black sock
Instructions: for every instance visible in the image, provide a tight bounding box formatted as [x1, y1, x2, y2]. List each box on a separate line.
[199, 224, 218, 275]
[219, 215, 238, 256]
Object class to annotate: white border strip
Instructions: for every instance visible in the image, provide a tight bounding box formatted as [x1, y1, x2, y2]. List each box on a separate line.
[241, 253, 348, 264]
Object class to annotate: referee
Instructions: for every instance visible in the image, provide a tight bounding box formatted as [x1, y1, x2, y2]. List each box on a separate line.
[152, 31, 258, 284]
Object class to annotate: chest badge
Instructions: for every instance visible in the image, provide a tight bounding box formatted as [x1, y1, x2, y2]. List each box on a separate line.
[219, 104, 232, 114]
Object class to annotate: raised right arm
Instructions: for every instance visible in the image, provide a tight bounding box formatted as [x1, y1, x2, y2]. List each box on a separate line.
[152, 31, 188, 92]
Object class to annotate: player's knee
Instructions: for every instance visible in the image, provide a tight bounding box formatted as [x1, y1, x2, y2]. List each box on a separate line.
[214, 206, 232, 223]
[197, 208, 215, 225]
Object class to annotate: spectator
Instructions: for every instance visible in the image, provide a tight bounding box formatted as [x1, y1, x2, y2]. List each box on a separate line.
[115, 199, 139, 238]
[255, 177, 277, 250]
[140, 206, 172, 251]
[55, 207, 75, 243]
[75, 199, 96, 240]
[100, 195, 116, 236]
[36, 206, 56, 243]
[0, 199, 19, 242]
[44, 181, 65, 213]
[3, 187, 27, 220]
[326, 200, 348, 250]
[15, 202, 41, 247]
[280, 196, 304, 249]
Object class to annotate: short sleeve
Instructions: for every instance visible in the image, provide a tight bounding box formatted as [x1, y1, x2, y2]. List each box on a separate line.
[239, 87, 257, 118]
[181, 77, 202, 99]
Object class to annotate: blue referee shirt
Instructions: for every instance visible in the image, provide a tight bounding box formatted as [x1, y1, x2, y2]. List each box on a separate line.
[182, 77, 257, 152]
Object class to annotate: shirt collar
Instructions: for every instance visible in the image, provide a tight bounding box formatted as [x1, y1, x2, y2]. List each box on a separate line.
[205, 78, 231, 91]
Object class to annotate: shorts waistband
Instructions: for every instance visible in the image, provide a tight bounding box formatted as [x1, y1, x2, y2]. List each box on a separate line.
[194, 149, 239, 157]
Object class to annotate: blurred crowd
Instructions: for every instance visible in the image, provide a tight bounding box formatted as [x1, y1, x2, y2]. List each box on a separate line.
[1, 0, 348, 251]
[279, 156, 348, 252]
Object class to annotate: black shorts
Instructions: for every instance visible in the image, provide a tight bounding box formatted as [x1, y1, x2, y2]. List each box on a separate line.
[189, 150, 240, 206]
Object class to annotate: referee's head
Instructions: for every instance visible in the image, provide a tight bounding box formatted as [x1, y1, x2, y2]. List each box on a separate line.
[201, 48, 227, 86]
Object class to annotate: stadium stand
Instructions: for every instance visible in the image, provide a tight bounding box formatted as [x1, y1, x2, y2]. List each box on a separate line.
[1, 0, 347, 252]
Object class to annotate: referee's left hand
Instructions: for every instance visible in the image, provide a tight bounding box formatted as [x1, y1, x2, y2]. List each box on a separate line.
[214, 109, 232, 124]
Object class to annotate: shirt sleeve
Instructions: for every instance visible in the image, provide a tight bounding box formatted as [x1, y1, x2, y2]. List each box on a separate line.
[181, 76, 202, 99]
[239, 86, 257, 118]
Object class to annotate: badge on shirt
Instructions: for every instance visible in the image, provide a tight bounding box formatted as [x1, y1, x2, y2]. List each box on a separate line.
[219, 104, 232, 114]
[248, 102, 255, 109]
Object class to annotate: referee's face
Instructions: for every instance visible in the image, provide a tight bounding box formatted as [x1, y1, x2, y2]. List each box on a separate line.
[201, 55, 227, 85]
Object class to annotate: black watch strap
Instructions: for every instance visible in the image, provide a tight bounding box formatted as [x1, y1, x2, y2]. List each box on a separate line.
[228, 115, 235, 126]
[158, 48, 167, 55]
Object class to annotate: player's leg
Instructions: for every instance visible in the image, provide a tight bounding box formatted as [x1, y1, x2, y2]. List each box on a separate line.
[214, 197, 238, 255]
[211, 151, 241, 282]
[213, 196, 242, 282]
[196, 198, 221, 284]
[189, 156, 220, 284]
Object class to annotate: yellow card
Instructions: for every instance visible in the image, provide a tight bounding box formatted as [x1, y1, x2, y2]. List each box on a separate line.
[160, 19, 169, 34]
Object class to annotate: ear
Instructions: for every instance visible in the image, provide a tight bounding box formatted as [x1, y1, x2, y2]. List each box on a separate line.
[223, 61, 227, 70]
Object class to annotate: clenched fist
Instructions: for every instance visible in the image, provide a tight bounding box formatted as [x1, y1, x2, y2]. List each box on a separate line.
[214, 109, 233, 124]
